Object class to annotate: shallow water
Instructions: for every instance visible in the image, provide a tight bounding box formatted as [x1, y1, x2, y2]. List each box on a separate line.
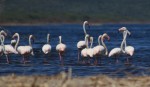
[0, 24, 149, 77]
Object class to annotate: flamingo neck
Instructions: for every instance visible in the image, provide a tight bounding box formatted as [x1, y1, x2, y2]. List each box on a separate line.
[83, 22, 87, 35]
[1, 35, 5, 52]
[85, 36, 89, 48]
[101, 35, 108, 55]
[90, 38, 93, 48]
[98, 36, 102, 45]
[59, 36, 62, 44]
[47, 34, 50, 44]
[29, 36, 32, 47]
[15, 34, 20, 50]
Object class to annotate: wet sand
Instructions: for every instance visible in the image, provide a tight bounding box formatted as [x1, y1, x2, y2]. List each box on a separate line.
[0, 71, 150, 87]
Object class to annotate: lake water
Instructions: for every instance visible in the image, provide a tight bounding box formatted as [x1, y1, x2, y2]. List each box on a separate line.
[0, 24, 149, 77]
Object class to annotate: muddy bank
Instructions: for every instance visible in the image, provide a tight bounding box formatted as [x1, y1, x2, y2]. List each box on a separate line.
[0, 71, 150, 87]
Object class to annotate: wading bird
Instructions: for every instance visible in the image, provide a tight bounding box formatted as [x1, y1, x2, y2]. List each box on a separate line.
[16, 34, 34, 64]
[42, 34, 51, 62]
[77, 21, 90, 62]
[56, 36, 66, 65]
[93, 33, 110, 65]
[119, 27, 134, 64]
[0, 30, 7, 57]
[108, 27, 130, 63]
[2, 33, 18, 64]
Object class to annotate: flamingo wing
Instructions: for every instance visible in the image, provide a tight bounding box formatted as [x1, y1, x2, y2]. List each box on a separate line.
[108, 48, 122, 57]
[4, 45, 18, 54]
[77, 41, 86, 49]
[125, 46, 134, 56]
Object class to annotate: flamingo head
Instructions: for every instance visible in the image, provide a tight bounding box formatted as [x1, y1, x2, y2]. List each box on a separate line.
[0, 30, 7, 36]
[119, 27, 131, 35]
[12, 33, 19, 39]
[103, 33, 110, 41]
[98, 35, 102, 40]
[84, 21, 90, 30]
[90, 37, 93, 43]
[30, 35, 35, 43]
[84, 21, 88, 25]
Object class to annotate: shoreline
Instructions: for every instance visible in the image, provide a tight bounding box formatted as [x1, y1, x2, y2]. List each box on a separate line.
[1, 21, 150, 26]
[0, 72, 150, 87]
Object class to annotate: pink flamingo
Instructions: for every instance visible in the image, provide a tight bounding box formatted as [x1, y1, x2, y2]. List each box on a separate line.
[93, 33, 110, 65]
[81, 35, 89, 63]
[77, 21, 90, 62]
[42, 34, 51, 62]
[2, 33, 18, 64]
[16, 34, 34, 64]
[108, 27, 130, 63]
[119, 27, 134, 64]
[56, 36, 66, 65]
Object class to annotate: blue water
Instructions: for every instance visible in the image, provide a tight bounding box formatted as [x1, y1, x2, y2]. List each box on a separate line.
[0, 24, 149, 77]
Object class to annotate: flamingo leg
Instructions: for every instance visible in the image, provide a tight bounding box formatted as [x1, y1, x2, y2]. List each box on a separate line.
[78, 49, 80, 62]
[5, 55, 9, 64]
[94, 56, 98, 65]
[23, 55, 25, 64]
[115, 55, 119, 63]
[126, 56, 130, 64]
[99, 57, 102, 65]
[59, 52, 64, 65]
[43, 54, 48, 64]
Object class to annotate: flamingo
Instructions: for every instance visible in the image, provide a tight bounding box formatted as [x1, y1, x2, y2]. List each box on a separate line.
[93, 33, 110, 65]
[42, 34, 51, 62]
[81, 34, 89, 63]
[56, 36, 66, 65]
[2, 34, 18, 64]
[77, 21, 90, 62]
[16, 34, 34, 64]
[42, 34, 51, 54]
[93, 35, 102, 64]
[108, 27, 130, 63]
[119, 27, 134, 64]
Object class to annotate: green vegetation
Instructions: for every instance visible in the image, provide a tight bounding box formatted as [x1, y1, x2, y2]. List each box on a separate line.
[0, 0, 150, 23]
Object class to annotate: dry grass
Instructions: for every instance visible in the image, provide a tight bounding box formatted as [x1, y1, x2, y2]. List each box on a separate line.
[0, 71, 150, 87]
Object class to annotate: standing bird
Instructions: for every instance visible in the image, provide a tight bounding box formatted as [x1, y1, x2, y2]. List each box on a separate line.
[77, 21, 90, 62]
[93, 33, 110, 65]
[2, 34, 18, 64]
[108, 27, 130, 63]
[42, 34, 51, 62]
[17, 34, 35, 64]
[119, 27, 134, 64]
[56, 36, 66, 65]
[0, 30, 7, 57]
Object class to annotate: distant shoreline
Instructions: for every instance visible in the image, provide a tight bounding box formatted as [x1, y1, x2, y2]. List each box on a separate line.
[1, 21, 150, 26]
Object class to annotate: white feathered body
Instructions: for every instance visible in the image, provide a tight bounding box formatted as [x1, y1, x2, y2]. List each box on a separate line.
[77, 41, 86, 50]
[4, 45, 18, 54]
[17, 46, 34, 56]
[42, 44, 51, 54]
[93, 45, 105, 56]
[125, 46, 134, 56]
[56, 43, 66, 53]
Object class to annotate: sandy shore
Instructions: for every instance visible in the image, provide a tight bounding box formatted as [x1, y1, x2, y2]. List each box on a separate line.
[0, 71, 150, 87]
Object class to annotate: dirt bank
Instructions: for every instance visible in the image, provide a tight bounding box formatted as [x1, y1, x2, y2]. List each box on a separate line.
[0, 71, 150, 87]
